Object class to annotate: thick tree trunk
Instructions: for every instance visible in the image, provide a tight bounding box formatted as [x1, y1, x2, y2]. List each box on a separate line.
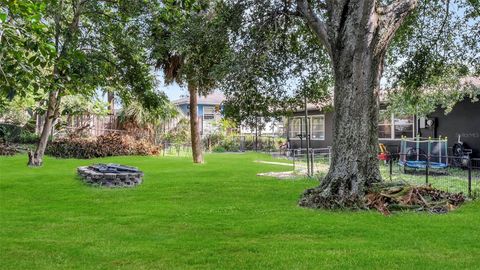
[28, 90, 61, 166]
[299, 0, 416, 208]
[300, 56, 383, 208]
[188, 83, 203, 163]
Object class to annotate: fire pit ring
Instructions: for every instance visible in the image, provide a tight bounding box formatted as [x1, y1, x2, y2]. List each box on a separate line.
[77, 164, 143, 187]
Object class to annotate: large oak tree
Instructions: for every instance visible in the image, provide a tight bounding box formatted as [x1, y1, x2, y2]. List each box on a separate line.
[227, 0, 479, 208]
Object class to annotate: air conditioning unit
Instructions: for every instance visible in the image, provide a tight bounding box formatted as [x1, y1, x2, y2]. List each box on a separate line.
[425, 118, 436, 128]
[419, 117, 435, 129]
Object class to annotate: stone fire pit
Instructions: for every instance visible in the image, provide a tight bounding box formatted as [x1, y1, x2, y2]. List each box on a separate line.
[77, 164, 143, 187]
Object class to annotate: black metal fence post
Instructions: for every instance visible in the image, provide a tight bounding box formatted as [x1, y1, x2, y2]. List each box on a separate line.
[389, 156, 393, 182]
[292, 150, 296, 172]
[310, 149, 314, 176]
[468, 158, 472, 198]
[425, 154, 429, 185]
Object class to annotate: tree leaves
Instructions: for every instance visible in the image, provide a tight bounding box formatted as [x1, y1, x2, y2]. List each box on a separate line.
[384, 0, 480, 115]
[149, 0, 233, 95]
[0, 1, 54, 109]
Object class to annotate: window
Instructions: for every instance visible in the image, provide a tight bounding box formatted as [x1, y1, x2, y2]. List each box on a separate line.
[393, 117, 414, 138]
[203, 106, 215, 120]
[311, 116, 325, 140]
[378, 112, 392, 139]
[289, 118, 303, 138]
[288, 115, 325, 140]
[378, 112, 414, 139]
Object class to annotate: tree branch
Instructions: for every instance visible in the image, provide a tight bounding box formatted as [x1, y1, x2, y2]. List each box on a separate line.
[376, 0, 417, 16]
[296, 0, 331, 56]
[375, 0, 418, 55]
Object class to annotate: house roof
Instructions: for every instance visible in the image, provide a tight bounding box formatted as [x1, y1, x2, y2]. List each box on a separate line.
[292, 76, 480, 113]
[172, 92, 225, 106]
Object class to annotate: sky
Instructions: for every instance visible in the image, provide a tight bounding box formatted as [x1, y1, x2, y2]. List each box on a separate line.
[153, 71, 188, 101]
[161, 82, 185, 101]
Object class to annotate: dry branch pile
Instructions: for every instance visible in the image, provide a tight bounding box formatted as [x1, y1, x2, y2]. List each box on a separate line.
[0, 143, 19, 156]
[366, 182, 465, 215]
[46, 133, 160, 159]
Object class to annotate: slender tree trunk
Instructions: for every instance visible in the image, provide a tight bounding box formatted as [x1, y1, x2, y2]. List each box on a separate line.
[35, 112, 44, 135]
[299, 0, 417, 208]
[27, 0, 83, 166]
[28, 90, 61, 166]
[188, 83, 203, 163]
[107, 91, 115, 113]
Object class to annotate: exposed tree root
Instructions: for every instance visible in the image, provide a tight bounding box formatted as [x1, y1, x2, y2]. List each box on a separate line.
[27, 151, 43, 167]
[299, 187, 366, 210]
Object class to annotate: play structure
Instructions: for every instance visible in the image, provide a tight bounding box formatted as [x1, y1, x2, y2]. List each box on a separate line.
[398, 136, 449, 172]
[378, 143, 389, 161]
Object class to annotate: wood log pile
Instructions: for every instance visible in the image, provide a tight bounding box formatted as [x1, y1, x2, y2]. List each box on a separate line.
[366, 182, 465, 215]
[0, 142, 19, 156]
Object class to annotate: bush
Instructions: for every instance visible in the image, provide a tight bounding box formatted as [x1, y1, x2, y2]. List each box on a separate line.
[17, 130, 40, 144]
[220, 137, 240, 152]
[212, 146, 226, 153]
[46, 133, 160, 159]
[0, 124, 22, 142]
[0, 123, 39, 144]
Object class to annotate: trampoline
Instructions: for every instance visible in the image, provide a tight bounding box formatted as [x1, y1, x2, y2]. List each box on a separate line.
[400, 160, 448, 169]
[398, 136, 449, 173]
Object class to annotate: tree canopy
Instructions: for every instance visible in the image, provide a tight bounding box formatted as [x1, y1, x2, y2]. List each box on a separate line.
[218, 0, 479, 208]
[221, 0, 479, 123]
[0, 1, 54, 108]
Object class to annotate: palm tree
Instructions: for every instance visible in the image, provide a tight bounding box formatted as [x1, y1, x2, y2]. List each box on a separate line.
[119, 100, 179, 143]
[149, 1, 232, 163]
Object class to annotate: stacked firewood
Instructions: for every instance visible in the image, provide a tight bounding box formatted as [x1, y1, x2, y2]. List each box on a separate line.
[366, 182, 465, 215]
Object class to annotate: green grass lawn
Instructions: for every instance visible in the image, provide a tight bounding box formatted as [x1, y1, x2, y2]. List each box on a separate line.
[1, 153, 479, 269]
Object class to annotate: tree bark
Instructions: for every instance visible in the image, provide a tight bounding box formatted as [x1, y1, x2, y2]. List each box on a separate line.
[35, 112, 44, 136]
[188, 83, 204, 163]
[28, 90, 61, 166]
[28, 0, 84, 166]
[299, 0, 417, 208]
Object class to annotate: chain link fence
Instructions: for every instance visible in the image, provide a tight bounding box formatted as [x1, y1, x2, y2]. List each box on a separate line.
[270, 149, 480, 198]
[384, 154, 480, 198]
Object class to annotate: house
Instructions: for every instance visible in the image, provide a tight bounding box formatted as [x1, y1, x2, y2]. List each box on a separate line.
[239, 118, 285, 137]
[418, 97, 480, 157]
[172, 92, 224, 135]
[286, 97, 480, 157]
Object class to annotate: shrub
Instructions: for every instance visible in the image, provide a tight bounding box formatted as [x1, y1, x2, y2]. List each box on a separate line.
[17, 130, 40, 144]
[0, 124, 22, 142]
[212, 146, 226, 153]
[0, 124, 39, 144]
[46, 133, 160, 159]
[203, 133, 225, 150]
[220, 137, 240, 152]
